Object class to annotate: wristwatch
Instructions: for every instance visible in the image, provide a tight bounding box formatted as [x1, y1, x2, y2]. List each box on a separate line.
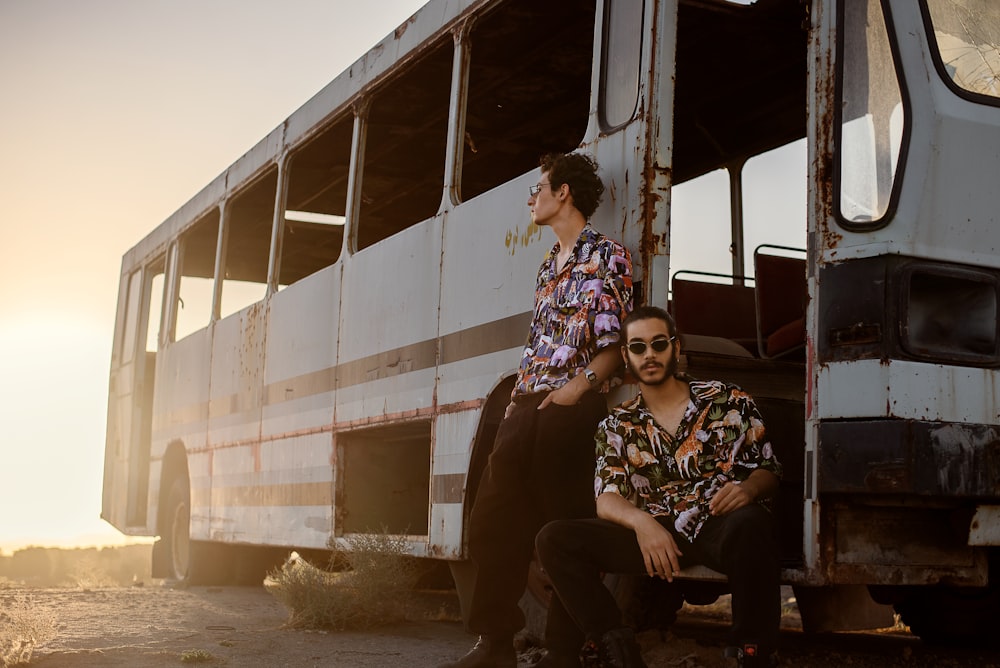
[583, 368, 599, 385]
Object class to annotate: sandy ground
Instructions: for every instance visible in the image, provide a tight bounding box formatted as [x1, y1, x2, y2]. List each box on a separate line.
[12, 584, 468, 668]
[5, 584, 999, 668]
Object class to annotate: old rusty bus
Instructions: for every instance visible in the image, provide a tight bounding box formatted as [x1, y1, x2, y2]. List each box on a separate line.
[103, 0, 999, 642]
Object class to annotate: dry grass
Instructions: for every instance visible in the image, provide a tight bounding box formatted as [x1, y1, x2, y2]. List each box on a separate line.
[0, 594, 57, 667]
[264, 532, 421, 631]
[66, 554, 120, 590]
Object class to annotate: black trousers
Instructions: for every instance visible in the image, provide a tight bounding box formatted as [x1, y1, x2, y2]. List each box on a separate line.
[536, 504, 781, 652]
[466, 390, 608, 641]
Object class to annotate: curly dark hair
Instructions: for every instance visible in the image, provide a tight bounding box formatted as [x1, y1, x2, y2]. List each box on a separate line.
[538, 152, 605, 220]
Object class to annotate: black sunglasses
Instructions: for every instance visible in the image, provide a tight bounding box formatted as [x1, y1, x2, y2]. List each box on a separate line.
[626, 336, 676, 355]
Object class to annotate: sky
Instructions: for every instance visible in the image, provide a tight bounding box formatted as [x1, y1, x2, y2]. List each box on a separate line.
[0, 0, 427, 552]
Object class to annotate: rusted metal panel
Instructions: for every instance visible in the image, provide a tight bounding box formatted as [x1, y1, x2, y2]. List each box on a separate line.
[818, 419, 1000, 497]
[820, 503, 987, 586]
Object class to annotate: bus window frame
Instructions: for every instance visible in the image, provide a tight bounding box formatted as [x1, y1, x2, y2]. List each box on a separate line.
[119, 269, 143, 365]
[919, 0, 1000, 108]
[217, 166, 279, 320]
[833, 0, 912, 232]
[598, 0, 644, 133]
[169, 206, 223, 342]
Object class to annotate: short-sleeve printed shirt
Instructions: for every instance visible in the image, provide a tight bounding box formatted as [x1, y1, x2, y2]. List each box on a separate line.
[513, 225, 633, 397]
[594, 379, 782, 542]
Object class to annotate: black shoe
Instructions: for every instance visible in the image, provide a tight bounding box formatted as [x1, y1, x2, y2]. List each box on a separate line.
[595, 627, 647, 668]
[439, 635, 516, 668]
[723, 644, 779, 667]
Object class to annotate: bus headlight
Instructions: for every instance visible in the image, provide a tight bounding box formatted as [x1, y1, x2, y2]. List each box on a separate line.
[900, 264, 1000, 366]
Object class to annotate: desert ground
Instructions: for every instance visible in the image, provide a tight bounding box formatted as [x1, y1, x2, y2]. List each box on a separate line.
[3, 582, 998, 668]
[1, 546, 997, 667]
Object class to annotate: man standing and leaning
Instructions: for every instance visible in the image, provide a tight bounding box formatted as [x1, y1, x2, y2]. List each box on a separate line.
[441, 152, 633, 668]
[536, 306, 783, 668]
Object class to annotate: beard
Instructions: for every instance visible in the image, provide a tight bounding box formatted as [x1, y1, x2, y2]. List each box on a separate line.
[633, 353, 678, 386]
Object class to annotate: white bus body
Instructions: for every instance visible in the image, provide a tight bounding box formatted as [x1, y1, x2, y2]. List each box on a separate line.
[103, 0, 1000, 642]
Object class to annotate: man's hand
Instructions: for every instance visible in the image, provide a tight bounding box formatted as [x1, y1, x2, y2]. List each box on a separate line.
[708, 481, 753, 516]
[538, 376, 587, 409]
[709, 470, 779, 516]
[633, 513, 683, 581]
[538, 345, 623, 410]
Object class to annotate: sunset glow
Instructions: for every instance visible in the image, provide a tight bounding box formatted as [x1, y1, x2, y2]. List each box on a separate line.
[0, 0, 427, 553]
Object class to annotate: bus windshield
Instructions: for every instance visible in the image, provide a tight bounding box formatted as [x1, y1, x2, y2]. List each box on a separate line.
[924, 0, 1000, 101]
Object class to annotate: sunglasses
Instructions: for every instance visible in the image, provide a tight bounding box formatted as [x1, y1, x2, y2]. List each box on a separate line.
[626, 336, 676, 355]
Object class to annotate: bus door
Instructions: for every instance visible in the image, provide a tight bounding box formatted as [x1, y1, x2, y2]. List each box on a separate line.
[102, 256, 166, 531]
[812, 0, 1000, 597]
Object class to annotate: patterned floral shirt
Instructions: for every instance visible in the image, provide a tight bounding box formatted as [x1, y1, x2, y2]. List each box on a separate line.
[594, 379, 782, 542]
[513, 225, 633, 397]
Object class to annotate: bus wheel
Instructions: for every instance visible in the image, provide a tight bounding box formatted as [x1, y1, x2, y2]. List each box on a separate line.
[161, 476, 229, 585]
[162, 476, 192, 583]
[893, 584, 1000, 646]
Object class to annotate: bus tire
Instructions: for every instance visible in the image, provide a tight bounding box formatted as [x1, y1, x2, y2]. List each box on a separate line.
[161, 475, 229, 586]
[162, 476, 192, 583]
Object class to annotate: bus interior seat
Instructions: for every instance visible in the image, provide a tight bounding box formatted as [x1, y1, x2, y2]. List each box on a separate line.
[670, 271, 758, 356]
[754, 245, 807, 359]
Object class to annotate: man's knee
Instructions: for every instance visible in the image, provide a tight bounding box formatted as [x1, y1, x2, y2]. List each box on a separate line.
[720, 505, 777, 553]
[535, 519, 580, 563]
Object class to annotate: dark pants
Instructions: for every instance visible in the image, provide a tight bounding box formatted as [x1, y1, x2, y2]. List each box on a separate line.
[536, 505, 780, 653]
[466, 390, 608, 642]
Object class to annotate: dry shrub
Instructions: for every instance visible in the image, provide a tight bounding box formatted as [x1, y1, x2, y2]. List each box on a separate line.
[67, 554, 119, 590]
[0, 594, 56, 667]
[265, 532, 420, 630]
[179, 648, 215, 663]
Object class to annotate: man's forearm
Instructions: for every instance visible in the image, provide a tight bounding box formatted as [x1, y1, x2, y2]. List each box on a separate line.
[740, 469, 780, 501]
[542, 345, 623, 407]
[596, 491, 648, 529]
[585, 344, 623, 384]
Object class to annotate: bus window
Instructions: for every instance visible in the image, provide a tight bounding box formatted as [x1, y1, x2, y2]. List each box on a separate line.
[742, 139, 807, 274]
[924, 0, 1000, 101]
[670, 168, 734, 280]
[220, 168, 277, 318]
[115, 259, 167, 360]
[837, 0, 906, 226]
[356, 39, 453, 250]
[174, 209, 219, 340]
[145, 267, 165, 353]
[670, 0, 807, 279]
[120, 270, 142, 364]
[460, 0, 595, 202]
[281, 115, 351, 285]
[600, 0, 643, 131]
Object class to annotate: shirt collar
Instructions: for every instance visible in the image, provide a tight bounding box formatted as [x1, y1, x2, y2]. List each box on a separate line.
[548, 224, 599, 266]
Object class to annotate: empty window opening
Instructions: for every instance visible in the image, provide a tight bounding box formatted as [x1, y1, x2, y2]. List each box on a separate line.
[220, 168, 278, 319]
[339, 421, 431, 536]
[281, 115, 351, 285]
[174, 209, 219, 340]
[356, 40, 453, 250]
[460, 0, 595, 202]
